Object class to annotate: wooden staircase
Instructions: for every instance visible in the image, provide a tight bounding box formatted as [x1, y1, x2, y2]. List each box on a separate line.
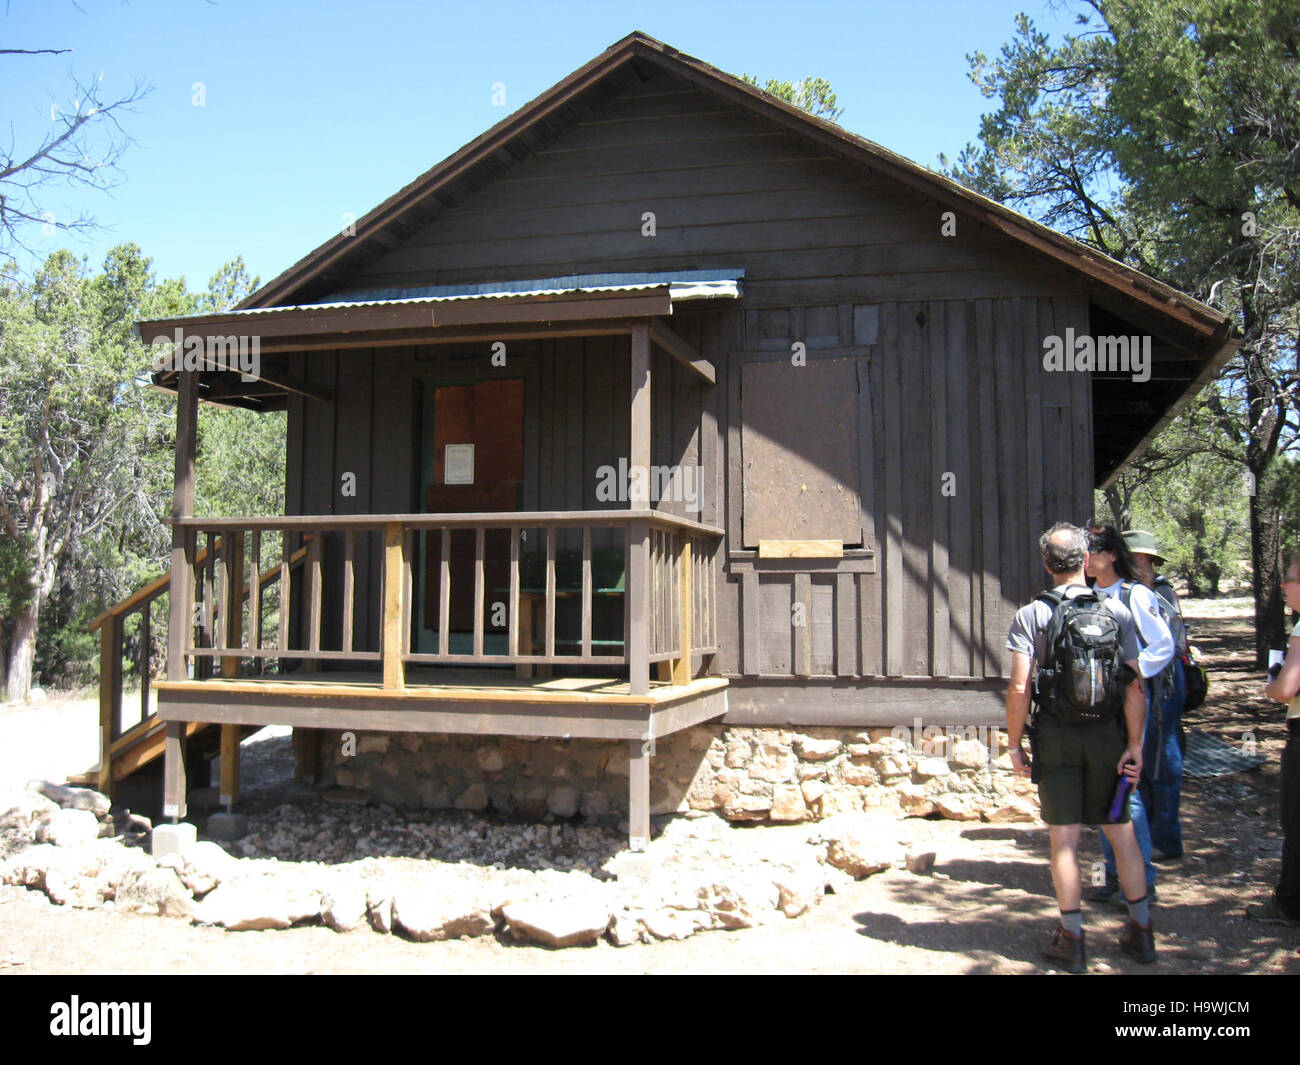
[72, 540, 308, 795]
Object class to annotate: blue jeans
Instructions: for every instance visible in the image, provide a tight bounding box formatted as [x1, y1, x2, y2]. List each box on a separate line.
[1101, 682, 1158, 892]
[1144, 657, 1185, 856]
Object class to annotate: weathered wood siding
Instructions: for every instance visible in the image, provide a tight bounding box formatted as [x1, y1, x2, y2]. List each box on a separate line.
[278, 65, 1097, 717]
[329, 69, 1078, 308]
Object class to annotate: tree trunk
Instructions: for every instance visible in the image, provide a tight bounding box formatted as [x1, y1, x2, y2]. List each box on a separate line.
[5, 599, 40, 701]
[1250, 486, 1285, 668]
[1103, 483, 1132, 529]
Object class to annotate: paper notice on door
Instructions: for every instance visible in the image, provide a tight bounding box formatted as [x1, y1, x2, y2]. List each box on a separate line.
[445, 443, 474, 484]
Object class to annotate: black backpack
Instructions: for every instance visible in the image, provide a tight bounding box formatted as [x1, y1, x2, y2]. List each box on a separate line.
[1032, 587, 1127, 725]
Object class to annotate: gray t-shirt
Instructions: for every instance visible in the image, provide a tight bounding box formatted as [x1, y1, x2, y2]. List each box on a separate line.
[1006, 583, 1142, 668]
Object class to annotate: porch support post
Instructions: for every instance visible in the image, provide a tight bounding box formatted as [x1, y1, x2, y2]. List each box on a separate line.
[163, 720, 187, 821]
[672, 536, 693, 685]
[167, 369, 197, 682]
[628, 737, 650, 851]
[628, 322, 652, 696]
[383, 521, 406, 689]
[219, 724, 241, 808]
[164, 369, 197, 824]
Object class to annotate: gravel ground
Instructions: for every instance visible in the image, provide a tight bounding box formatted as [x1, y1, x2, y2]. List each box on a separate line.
[1, 597, 1298, 975]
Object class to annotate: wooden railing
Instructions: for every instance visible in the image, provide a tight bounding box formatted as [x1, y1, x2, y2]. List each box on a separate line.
[87, 539, 309, 792]
[167, 511, 723, 693]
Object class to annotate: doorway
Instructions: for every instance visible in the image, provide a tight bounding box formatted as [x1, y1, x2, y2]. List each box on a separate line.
[416, 378, 524, 656]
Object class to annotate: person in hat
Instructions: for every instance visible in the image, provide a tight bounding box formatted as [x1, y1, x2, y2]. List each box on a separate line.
[1123, 529, 1188, 861]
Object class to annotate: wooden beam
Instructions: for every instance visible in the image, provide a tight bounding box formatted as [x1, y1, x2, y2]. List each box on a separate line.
[219, 724, 240, 807]
[628, 323, 652, 696]
[649, 318, 715, 384]
[162, 719, 187, 821]
[628, 738, 650, 851]
[382, 522, 406, 689]
[167, 371, 197, 682]
[672, 537, 693, 685]
[97, 615, 122, 795]
[758, 539, 844, 559]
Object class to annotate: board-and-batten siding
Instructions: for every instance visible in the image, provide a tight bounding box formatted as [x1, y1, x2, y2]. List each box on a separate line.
[331, 70, 1078, 308]
[717, 296, 1093, 684]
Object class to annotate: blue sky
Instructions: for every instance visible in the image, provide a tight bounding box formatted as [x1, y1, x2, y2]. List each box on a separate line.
[2, 0, 1080, 292]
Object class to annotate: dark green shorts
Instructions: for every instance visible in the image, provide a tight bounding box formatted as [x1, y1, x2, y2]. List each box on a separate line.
[1034, 713, 1129, 826]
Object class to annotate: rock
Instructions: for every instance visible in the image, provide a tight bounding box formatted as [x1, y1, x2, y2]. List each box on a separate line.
[934, 795, 982, 821]
[323, 788, 371, 805]
[35, 809, 100, 848]
[547, 785, 579, 818]
[772, 863, 825, 918]
[697, 876, 780, 929]
[196, 875, 321, 930]
[608, 913, 640, 947]
[795, 736, 842, 761]
[0, 790, 59, 836]
[914, 757, 950, 779]
[367, 883, 394, 934]
[160, 841, 236, 897]
[641, 908, 699, 941]
[905, 849, 937, 875]
[801, 779, 826, 805]
[841, 762, 879, 787]
[825, 818, 904, 878]
[502, 900, 611, 948]
[357, 734, 389, 755]
[393, 887, 494, 941]
[206, 811, 249, 841]
[476, 746, 504, 772]
[817, 786, 863, 817]
[897, 783, 935, 817]
[455, 783, 489, 812]
[322, 881, 369, 932]
[115, 866, 196, 919]
[31, 781, 112, 819]
[985, 797, 1038, 824]
[123, 812, 152, 834]
[769, 784, 808, 822]
[949, 739, 989, 770]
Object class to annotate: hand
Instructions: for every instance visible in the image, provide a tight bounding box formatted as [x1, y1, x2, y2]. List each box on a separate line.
[1117, 748, 1142, 782]
[1010, 747, 1032, 778]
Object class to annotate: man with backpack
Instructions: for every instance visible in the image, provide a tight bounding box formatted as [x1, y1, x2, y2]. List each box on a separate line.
[1084, 523, 1175, 905]
[1006, 522, 1156, 972]
[1124, 529, 1189, 862]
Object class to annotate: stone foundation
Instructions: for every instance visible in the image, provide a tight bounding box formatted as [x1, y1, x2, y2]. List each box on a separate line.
[308, 723, 1039, 825]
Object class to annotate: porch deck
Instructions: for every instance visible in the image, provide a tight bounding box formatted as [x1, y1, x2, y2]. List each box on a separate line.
[154, 669, 729, 740]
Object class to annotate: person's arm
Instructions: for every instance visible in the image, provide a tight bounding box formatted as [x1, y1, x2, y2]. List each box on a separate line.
[1117, 656, 1145, 782]
[1131, 585, 1174, 677]
[1266, 632, 1300, 703]
[1005, 651, 1033, 777]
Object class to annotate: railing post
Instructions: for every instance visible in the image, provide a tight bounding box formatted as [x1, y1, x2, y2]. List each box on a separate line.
[383, 521, 406, 689]
[166, 371, 197, 683]
[627, 518, 650, 695]
[672, 535, 692, 686]
[222, 530, 244, 677]
[97, 614, 122, 795]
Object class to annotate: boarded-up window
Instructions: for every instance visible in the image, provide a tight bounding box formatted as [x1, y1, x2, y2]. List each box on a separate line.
[740, 357, 863, 547]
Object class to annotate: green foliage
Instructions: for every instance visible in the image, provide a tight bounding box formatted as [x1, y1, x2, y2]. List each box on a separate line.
[739, 74, 844, 121]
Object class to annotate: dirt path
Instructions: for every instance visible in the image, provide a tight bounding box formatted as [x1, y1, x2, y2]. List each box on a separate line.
[2, 598, 1297, 975]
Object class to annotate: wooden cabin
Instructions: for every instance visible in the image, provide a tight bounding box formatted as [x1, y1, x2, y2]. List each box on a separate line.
[92, 32, 1234, 847]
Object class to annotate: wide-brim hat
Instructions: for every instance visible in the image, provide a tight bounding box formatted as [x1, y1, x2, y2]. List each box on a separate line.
[1123, 529, 1166, 564]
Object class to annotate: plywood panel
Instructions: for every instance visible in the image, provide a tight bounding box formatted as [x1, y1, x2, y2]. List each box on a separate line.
[740, 357, 862, 547]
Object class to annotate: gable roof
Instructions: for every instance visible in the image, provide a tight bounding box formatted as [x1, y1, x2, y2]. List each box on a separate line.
[227, 31, 1234, 485]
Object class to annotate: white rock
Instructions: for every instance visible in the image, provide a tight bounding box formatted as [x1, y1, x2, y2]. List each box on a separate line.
[366, 882, 394, 934]
[696, 875, 780, 929]
[32, 780, 111, 818]
[502, 900, 611, 948]
[641, 908, 699, 940]
[36, 808, 101, 848]
[772, 862, 825, 918]
[158, 840, 236, 897]
[196, 875, 320, 930]
[905, 849, 937, 875]
[115, 866, 196, 919]
[322, 881, 369, 932]
[608, 913, 640, 947]
[393, 888, 494, 941]
[826, 817, 905, 878]
[0, 790, 59, 836]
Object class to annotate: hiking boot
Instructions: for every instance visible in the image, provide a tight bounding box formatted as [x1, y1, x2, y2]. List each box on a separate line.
[1043, 925, 1086, 974]
[1151, 849, 1183, 864]
[1245, 896, 1300, 927]
[1119, 918, 1156, 963]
